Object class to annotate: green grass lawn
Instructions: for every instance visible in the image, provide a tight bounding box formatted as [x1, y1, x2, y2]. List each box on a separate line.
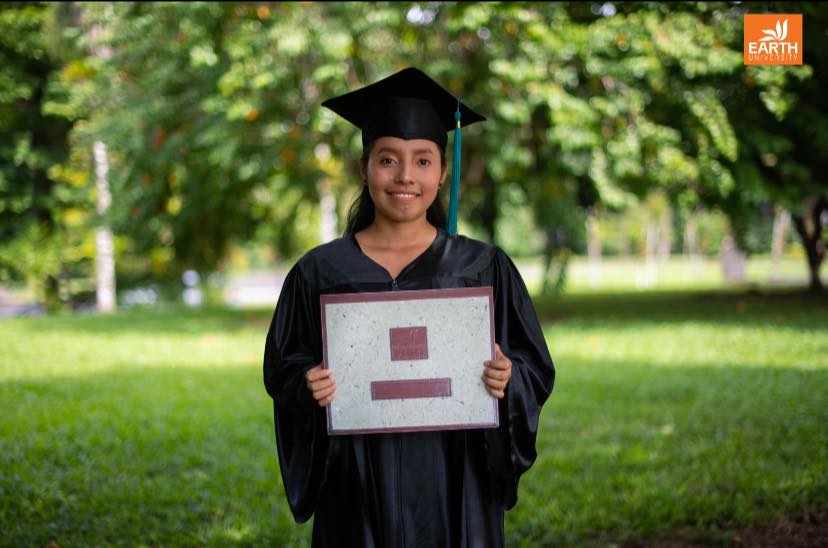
[1, 290, 826, 546]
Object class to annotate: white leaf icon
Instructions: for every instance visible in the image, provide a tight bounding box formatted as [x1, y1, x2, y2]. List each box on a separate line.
[776, 20, 782, 39]
[760, 36, 775, 42]
[781, 19, 788, 41]
[762, 29, 777, 38]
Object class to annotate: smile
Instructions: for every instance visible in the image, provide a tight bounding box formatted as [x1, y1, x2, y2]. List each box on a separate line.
[387, 192, 420, 199]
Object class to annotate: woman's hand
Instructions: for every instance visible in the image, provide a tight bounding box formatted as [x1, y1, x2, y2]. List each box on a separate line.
[305, 365, 336, 406]
[483, 344, 512, 399]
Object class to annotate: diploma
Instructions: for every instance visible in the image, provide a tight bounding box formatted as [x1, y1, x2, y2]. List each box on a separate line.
[320, 287, 498, 434]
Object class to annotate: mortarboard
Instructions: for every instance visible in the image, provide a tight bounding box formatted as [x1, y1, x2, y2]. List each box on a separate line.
[321, 67, 486, 235]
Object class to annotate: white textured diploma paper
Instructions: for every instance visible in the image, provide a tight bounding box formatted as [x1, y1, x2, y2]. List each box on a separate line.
[321, 287, 498, 435]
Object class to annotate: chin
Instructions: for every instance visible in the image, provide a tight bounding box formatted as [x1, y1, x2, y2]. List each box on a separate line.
[375, 207, 429, 224]
[386, 212, 427, 224]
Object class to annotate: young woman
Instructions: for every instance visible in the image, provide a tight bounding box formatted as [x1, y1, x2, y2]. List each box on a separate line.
[264, 67, 555, 547]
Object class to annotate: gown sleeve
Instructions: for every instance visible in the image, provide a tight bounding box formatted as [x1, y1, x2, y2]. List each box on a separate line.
[263, 264, 329, 523]
[484, 248, 556, 510]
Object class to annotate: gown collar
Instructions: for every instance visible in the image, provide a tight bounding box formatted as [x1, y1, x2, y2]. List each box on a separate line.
[349, 226, 447, 282]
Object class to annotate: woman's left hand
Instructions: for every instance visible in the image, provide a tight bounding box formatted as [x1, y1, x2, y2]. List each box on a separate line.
[483, 344, 512, 399]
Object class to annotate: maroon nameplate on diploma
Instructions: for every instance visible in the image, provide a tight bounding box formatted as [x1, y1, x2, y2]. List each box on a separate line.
[320, 287, 498, 435]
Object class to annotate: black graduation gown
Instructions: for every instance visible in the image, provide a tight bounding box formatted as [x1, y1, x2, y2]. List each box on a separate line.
[263, 228, 555, 547]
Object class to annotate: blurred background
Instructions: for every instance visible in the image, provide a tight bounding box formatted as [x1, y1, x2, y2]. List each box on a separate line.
[1, 2, 826, 547]
[1, 1, 825, 311]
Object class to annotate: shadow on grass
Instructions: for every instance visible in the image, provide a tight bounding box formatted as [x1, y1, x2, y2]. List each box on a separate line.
[8, 305, 276, 336]
[2, 356, 826, 546]
[534, 287, 828, 328]
[7, 288, 828, 339]
[509, 357, 828, 546]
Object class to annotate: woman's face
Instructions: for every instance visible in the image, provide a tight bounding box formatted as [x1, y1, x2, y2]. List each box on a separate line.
[361, 136, 447, 226]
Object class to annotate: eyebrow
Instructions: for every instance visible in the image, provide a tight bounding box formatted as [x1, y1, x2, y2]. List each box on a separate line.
[375, 146, 434, 156]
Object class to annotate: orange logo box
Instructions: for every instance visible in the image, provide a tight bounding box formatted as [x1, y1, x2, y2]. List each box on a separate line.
[744, 14, 803, 65]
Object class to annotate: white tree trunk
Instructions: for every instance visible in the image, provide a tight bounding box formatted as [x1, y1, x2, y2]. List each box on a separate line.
[657, 206, 672, 264]
[683, 213, 703, 281]
[94, 140, 116, 313]
[318, 180, 337, 243]
[683, 214, 698, 258]
[637, 220, 658, 289]
[769, 207, 791, 282]
[87, 10, 116, 313]
[619, 216, 631, 256]
[721, 229, 746, 283]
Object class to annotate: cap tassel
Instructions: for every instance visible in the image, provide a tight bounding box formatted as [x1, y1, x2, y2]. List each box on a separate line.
[447, 100, 462, 235]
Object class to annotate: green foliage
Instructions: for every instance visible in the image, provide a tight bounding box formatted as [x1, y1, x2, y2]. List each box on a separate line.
[3, 2, 826, 301]
[702, 3, 827, 267]
[0, 3, 82, 307]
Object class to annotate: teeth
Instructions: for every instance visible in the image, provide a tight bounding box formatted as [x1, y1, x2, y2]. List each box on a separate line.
[391, 193, 417, 198]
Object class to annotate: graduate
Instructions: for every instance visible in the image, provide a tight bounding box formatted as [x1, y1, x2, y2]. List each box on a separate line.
[264, 67, 555, 547]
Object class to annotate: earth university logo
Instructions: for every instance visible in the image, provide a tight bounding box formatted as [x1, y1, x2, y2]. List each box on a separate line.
[744, 14, 803, 65]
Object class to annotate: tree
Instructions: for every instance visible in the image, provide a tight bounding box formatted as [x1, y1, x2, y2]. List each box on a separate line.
[753, 3, 828, 291]
[691, 2, 826, 290]
[0, 3, 84, 309]
[8, 2, 824, 306]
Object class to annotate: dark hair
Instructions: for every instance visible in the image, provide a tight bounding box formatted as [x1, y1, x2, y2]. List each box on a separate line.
[343, 141, 447, 235]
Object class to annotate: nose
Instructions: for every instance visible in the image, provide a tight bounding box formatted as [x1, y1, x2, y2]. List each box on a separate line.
[395, 161, 415, 185]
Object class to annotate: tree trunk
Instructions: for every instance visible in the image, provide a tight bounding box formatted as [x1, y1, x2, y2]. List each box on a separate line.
[318, 179, 337, 243]
[89, 15, 117, 312]
[43, 274, 60, 311]
[683, 212, 703, 282]
[586, 207, 601, 288]
[637, 220, 658, 289]
[720, 228, 746, 284]
[683, 214, 698, 258]
[619, 216, 631, 256]
[94, 140, 116, 313]
[791, 197, 826, 292]
[541, 247, 554, 296]
[657, 206, 672, 264]
[769, 206, 791, 283]
[465, 151, 495, 242]
[541, 226, 568, 295]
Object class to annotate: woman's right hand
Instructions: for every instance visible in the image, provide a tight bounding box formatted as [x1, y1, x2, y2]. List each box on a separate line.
[305, 365, 336, 406]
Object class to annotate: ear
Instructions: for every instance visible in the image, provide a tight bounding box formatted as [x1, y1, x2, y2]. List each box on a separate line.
[359, 158, 368, 182]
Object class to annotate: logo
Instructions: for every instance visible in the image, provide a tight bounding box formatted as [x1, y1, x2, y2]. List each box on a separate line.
[744, 14, 802, 65]
[389, 326, 429, 361]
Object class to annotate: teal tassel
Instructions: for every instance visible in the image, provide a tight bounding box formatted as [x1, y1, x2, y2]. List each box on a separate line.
[447, 100, 461, 235]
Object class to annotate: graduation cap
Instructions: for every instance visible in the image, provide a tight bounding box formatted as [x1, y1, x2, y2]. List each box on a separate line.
[321, 67, 486, 235]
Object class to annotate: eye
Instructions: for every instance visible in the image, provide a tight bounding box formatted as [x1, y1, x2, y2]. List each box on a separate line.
[379, 157, 395, 166]
[417, 158, 432, 166]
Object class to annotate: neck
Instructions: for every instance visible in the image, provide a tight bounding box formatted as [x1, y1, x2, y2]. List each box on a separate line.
[363, 217, 436, 247]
